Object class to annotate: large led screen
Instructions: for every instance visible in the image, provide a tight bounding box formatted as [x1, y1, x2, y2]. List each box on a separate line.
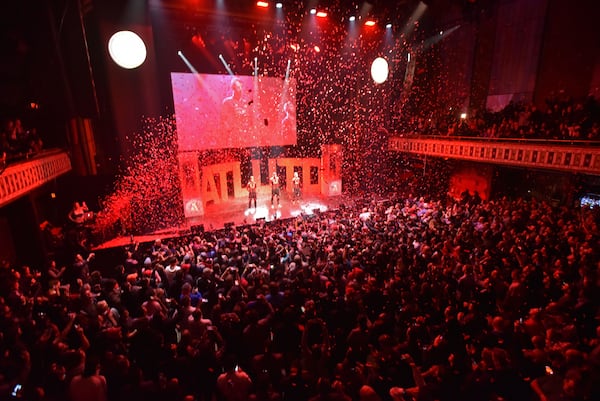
[171, 73, 297, 151]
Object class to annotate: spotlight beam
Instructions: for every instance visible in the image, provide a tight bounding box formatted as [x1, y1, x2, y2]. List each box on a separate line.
[423, 25, 461, 48]
[280, 59, 293, 131]
[285, 59, 291, 81]
[178, 51, 222, 106]
[178, 51, 198, 74]
[402, 1, 428, 37]
[218, 54, 235, 75]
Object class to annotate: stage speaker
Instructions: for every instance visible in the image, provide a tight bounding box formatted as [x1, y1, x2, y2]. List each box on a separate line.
[191, 224, 204, 234]
[256, 217, 266, 223]
[224, 222, 235, 229]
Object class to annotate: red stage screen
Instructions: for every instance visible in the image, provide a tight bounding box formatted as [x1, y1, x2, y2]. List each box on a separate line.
[171, 73, 297, 151]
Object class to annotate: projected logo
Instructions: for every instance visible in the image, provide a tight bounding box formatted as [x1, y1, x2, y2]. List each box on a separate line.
[328, 180, 342, 196]
[185, 199, 204, 216]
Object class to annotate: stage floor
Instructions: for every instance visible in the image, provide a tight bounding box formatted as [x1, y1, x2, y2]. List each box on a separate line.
[94, 192, 344, 250]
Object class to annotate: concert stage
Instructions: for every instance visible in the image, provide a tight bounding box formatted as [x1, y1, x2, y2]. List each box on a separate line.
[93, 145, 345, 251]
[93, 192, 343, 250]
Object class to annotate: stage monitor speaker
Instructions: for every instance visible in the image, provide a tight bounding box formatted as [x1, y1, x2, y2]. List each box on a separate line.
[256, 217, 266, 223]
[191, 224, 204, 234]
[224, 222, 235, 229]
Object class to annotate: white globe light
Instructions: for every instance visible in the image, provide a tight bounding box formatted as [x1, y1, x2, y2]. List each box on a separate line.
[108, 31, 147, 69]
[371, 57, 389, 84]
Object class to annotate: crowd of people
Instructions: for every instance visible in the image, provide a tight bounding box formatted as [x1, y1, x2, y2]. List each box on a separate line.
[0, 189, 598, 401]
[398, 95, 600, 141]
[0, 117, 44, 165]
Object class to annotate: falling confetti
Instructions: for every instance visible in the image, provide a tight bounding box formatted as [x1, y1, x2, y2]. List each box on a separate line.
[95, 115, 183, 237]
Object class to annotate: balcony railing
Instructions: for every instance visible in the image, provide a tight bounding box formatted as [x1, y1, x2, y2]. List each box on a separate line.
[0, 150, 72, 208]
[389, 136, 600, 175]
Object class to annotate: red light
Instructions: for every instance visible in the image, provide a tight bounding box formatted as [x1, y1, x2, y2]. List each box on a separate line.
[191, 34, 205, 49]
[365, 20, 376, 26]
[257, 1, 269, 8]
[316, 11, 328, 18]
[314, 45, 321, 53]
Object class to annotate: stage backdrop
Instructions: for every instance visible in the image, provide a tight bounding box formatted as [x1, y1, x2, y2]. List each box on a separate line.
[171, 73, 297, 151]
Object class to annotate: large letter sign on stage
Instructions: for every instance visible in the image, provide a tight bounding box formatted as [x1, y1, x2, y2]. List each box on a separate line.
[201, 162, 243, 206]
[274, 158, 321, 196]
[202, 168, 220, 206]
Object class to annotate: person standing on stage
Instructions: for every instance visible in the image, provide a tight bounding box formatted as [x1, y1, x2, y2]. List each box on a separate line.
[292, 171, 301, 203]
[270, 171, 281, 208]
[247, 175, 257, 209]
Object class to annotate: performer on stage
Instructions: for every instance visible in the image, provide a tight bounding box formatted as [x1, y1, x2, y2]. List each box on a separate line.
[270, 171, 280, 208]
[292, 171, 301, 203]
[247, 176, 257, 209]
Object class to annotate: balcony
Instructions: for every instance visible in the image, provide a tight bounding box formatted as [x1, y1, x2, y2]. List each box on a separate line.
[0, 150, 72, 208]
[389, 136, 600, 175]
